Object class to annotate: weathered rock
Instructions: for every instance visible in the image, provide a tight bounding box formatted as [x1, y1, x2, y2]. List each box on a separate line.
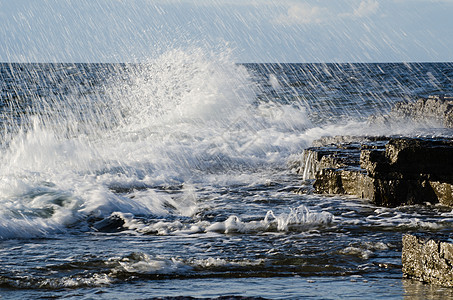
[369, 177, 440, 207]
[362, 137, 453, 206]
[383, 138, 453, 180]
[300, 136, 453, 207]
[312, 168, 371, 197]
[370, 95, 453, 128]
[300, 136, 387, 181]
[402, 234, 453, 287]
[430, 181, 453, 207]
[298, 95, 453, 207]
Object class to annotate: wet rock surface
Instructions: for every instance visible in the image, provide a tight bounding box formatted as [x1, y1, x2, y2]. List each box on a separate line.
[402, 234, 453, 287]
[300, 136, 453, 207]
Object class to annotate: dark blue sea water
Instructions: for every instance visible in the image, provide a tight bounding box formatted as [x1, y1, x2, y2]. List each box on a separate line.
[0, 52, 453, 299]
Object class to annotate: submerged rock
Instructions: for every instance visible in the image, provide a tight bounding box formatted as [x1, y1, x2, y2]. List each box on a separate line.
[300, 136, 453, 207]
[402, 234, 453, 287]
[92, 213, 127, 233]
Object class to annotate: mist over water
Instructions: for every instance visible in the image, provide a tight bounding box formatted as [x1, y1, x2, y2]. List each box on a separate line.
[0, 47, 452, 298]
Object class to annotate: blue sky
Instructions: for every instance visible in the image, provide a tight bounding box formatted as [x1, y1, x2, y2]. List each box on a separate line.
[0, 0, 452, 62]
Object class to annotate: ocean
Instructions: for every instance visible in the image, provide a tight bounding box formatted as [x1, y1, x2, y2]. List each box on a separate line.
[0, 50, 453, 299]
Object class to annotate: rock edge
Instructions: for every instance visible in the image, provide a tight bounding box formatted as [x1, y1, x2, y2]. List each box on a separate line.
[402, 234, 453, 287]
[299, 136, 453, 207]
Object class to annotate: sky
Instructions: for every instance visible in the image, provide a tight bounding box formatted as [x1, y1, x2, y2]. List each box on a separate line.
[0, 0, 452, 63]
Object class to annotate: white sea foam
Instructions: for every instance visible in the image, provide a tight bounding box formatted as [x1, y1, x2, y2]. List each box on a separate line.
[340, 241, 392, 260]
[107, 205, 334, 235]
[0, 48, 317, 238]
[111, 252, 191, 275]
[0, 47, 441, 239]
[190, 257, 265, 268]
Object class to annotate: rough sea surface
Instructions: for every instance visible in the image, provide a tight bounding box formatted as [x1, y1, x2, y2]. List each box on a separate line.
[0, 50, 453, 299]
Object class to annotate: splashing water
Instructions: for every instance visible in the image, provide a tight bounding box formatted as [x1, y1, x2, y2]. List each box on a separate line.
[0, 48, 317, 238]
[1, 49, 453, 299]
[1, 51, 451, 239]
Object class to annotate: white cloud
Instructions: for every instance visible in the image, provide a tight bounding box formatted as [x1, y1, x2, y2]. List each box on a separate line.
[273, 0, 380, 25]
[353, 0, 379, 17]
[274, 3, 330, 25]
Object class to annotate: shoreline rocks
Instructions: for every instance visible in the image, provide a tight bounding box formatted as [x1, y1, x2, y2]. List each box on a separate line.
[299, 136, 453, 207]
[297, 96, 453, 287]
[402, 234, 453, 287]
[370, 95, 453, 128]
[297, 95, 453, 207]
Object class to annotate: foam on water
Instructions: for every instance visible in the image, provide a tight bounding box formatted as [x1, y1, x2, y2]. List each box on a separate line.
[97, 204, 334, 236]
[0, 48, 319, 238]
[0, 49, 448, 240]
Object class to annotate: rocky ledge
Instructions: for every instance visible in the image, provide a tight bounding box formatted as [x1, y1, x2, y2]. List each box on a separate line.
[402, 234, 453, 286]
[297, 95, 453, 207]
[299, 135, 453, 207]
[297, 96, 453, 286]
[370, 95, 453, 128]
